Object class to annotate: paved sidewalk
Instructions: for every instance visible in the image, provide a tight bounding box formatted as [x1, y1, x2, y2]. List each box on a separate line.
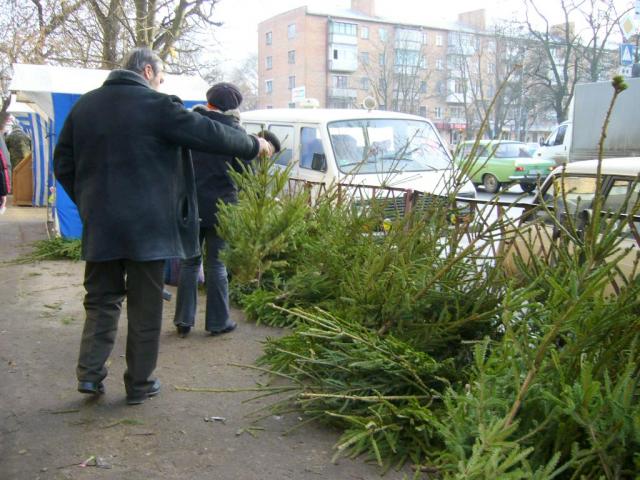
[0, 203, 407, 479]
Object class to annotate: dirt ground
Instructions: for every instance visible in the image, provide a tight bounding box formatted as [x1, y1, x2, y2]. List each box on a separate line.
[0, 203, 410, 480]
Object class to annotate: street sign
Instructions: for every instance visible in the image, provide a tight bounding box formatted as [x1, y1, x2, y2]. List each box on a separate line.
[620, 43, 637, 66]
[291, 86, 305, 103]
[621, 14, 639, 37]
[636, 0, 640, 17]
[619, 65, 633, 77]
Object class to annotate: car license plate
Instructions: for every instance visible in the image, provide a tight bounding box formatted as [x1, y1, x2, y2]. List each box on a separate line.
[529, 169, 541, 175]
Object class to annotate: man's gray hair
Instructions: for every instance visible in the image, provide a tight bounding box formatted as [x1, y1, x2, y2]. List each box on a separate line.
[121, 48, 162, 75]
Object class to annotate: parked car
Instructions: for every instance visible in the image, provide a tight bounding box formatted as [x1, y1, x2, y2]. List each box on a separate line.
[502, 157, 640, 293]
[455, 140, 556, 194]
[526, 142, 540, 157]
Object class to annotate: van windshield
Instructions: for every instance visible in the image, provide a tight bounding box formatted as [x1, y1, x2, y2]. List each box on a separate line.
[328, 119, 452, 174]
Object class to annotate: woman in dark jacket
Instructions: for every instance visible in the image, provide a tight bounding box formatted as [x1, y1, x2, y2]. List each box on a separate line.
[173, 83, 255, 336]
[0, 134, 11, 212]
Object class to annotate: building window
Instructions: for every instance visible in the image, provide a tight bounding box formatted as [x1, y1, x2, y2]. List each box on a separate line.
[288, 50, 296, 64]
[379, 28, 387, 42]
[420, 81, 427, 94]
[422, 32, 428, 44]
[454, 79, 464, 94]
[360, 77, 370, 90]
[266, 31, 272, 45]
[288, 24, 296, 39]
[435, 34, 443, 46]
[360, 51, 369, 65]
[265, 80, 273, 94]
[361, 25, 369, 39]
[378, 77, 386, 90]
[419, 106, 427, 117]
[436, 58, 444, 70]
[331, 21, 357, 36]
[378, 53, 385, 66]
[266, 56, 272, 70]
[434, 106, 443, 119]
[332, 75, 348, 88]
[488, 63, 495, 74]
[288, 75, 296, 90]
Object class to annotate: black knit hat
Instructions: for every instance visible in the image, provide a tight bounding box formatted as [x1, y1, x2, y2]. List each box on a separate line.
[206, 82, 243, 111]
[257, 130, 281, 153]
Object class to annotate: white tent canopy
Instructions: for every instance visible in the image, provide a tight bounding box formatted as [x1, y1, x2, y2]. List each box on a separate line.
[10, 64, 208, 118]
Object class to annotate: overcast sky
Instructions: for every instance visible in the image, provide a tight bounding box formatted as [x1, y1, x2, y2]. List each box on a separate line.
[210, 0, 636, 73]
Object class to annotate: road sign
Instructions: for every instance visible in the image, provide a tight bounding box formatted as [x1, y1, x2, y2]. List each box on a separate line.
[620, 43, 637, 66]
[291, 86, 305, 103]
[621, 14, 639, 37]
[619, 65, 633, 77]
[636, 0, 640, 17]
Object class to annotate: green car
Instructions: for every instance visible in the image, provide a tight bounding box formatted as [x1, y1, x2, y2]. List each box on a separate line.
[455, 140, 556, 194]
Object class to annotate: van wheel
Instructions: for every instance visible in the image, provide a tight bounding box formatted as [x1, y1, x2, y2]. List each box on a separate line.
[483, 174, 500, 194]
[520, 182, 536, 194]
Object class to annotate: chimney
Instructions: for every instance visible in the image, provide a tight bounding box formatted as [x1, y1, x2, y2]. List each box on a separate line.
[351, 0, 375, 17]
[457, 9, 486, 31]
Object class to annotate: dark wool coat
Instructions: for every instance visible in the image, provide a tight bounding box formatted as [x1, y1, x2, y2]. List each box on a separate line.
[53, 69, 259, 262]
[191, 106, 250, 228]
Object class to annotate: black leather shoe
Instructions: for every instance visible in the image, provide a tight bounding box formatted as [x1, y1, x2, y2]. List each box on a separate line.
[126, 379, 161, 405]
[78, 381, 105, 395]
[209, 321, 237, 336]
[176, 325, 191, 338]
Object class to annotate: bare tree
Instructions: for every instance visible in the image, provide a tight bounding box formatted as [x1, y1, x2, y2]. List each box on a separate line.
[361, 28, 434, 114]
[228, 54, 258, 111]
[578, 0, 629, 82]
[524, 0, 584, 123]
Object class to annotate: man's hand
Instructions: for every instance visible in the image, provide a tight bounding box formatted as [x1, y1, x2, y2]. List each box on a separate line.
[256, 137, 275, 158]
[0, 195, 6, 214]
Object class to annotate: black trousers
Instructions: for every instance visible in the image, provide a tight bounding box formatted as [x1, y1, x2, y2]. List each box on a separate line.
[76, 259, 164, 397]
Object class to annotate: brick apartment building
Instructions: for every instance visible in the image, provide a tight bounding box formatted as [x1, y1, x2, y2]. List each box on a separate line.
[257, 0, 550, 144]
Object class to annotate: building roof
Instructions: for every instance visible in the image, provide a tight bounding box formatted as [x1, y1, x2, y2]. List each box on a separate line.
[263, 5, 480, 34]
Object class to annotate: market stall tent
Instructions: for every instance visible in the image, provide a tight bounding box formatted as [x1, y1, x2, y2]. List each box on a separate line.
[9, 63, 208, 238]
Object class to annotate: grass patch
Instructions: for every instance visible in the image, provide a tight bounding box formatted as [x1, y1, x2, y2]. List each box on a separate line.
[15, 237, 82, 263]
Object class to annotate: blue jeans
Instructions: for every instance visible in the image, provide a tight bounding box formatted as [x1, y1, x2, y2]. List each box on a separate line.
[173, 227, 231, 332]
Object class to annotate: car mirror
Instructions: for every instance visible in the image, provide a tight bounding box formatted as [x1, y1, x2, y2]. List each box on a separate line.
[311, 153, 327, 172]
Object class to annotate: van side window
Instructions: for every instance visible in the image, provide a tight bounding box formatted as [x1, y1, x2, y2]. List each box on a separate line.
[300, 127, 325, 170]
[268, 124, 294, 166]
[554, 124, 567, 146]
[244, 123, 265, 135]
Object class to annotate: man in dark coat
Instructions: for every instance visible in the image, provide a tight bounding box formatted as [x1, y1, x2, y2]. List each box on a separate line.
[53, 48, 273, 405]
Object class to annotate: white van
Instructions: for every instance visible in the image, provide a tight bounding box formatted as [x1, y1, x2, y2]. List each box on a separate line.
[536, 121, 572, 166]
[241, 109, 476, 199]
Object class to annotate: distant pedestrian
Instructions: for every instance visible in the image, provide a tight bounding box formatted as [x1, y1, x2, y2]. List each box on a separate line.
[173, 82, 280, 338]
[0, 134, 11, 213]
[5, 126, 32, 168]
[53, 48, 274, 405]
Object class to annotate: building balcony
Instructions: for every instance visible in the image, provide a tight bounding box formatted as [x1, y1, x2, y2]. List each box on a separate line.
[328, 58, 358, 72]
[329, 32, 358, 45]
[329, 88, 358, 98]
[446, 93, 467, 104]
